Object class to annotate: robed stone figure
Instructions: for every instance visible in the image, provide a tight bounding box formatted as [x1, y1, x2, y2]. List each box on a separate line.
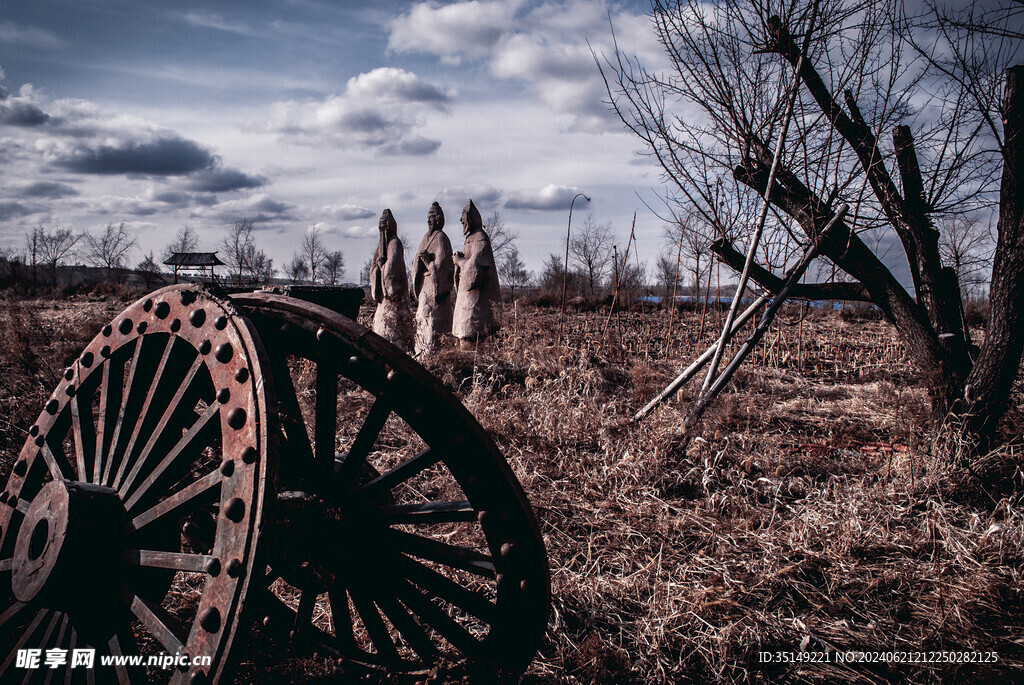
[452, 200, 501, 341]
[413, 202, 455, 356]
[370, 208, 413, 352]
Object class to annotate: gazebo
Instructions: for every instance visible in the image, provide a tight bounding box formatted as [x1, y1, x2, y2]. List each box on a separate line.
[163, 252, 224, 283]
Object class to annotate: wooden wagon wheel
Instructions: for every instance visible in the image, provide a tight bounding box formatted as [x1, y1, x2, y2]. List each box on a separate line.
[0, 285, 273, 684]
[232, 292, 549, 676]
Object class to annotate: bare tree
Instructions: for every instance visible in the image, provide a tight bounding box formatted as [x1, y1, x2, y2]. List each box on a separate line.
[484, 210, 517, 264]
[136, 252, 161, 289]
[286, 256, 309, 284]
[29, 224, 82, 286]
[655, 251, 680, 299]
[603, 0, 1024, 446]
[359, 257, 373, 288]
[539, 252, 580, 300]
[569, 214, 614, 296]
[323, 250, 345, 285]
[163, 226, 200, 261]
[83, 222, 138, 280]
[220, 219, 256, 286]
[301, 227, 328, 283]
[938, 215, 994, 300]
[498, 245, 531, 301]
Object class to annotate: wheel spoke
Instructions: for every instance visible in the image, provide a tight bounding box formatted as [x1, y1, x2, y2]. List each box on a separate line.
[125, 549, 216, 573]
[95, 352, 128, 484]
[358, 448, 441, 499]
[294, 589, 316, 634]
[117, 354, 205, 499]
[41, 614, 70, 685]
[128, 468, 221, 533]
[103, 337, 153, 486]
[39, 442, 72, 481]
[386, 530, 495, 578]
[377, 501, 476, 525]
[107, 628, 137, 685]
[315, 363, 339, 482]
[0, 609, 49, 678]
[266, 353, 315, 483]
[0, 558, 11, 573]
[122, 403, 219, 512]
[113, 337, 182, 491]
[372, 592, 438, 662]
[329, 590, 356, 651]
[0, 602, 28, 628]
[348, 589, 398, 662]
[393, 580, 483, 657]
[70, 383, 98, 483]
[122, 589, 185, 654]
[396, 555, 498, 625]
[335, 399, 390, 491]
[24, 611, 64, 685]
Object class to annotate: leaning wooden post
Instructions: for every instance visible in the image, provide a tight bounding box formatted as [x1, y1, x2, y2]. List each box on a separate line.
[632, 292, 771, 422]
[683, 203, 849, 433]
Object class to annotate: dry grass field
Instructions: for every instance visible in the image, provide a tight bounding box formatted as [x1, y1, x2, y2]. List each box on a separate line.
[1, 292, 1022, 683]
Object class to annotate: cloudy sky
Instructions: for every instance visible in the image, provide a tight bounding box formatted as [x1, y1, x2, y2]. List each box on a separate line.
[0, 0, 672, 278]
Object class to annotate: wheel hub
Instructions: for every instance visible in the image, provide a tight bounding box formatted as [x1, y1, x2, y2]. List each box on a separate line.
[12, 480, 125, 609]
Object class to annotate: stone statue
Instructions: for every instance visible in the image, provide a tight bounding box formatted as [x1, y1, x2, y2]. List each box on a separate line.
[413, 202, 455, 356]
[370, 209, 413, 352]
[452, 199, 501, 341]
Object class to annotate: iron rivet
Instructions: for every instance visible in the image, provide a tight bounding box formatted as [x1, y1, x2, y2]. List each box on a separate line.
[226, 558, 243, 577]
[280, 323, 291, 334]
[224, 497, 245, 522]
[206, 558, 221, 577]
[154, 301, 170, 319]
[29, 425, 39, 436]
[316, 326, 327, 341]
[180, 290, 196, 305]
[495, 573, 506, 587]
[100, 345, 111, 358]
[34, 434, 45, 446]
[118, 318, 133, 335]
[170, 319, 181, 332]
[477, 510, 490, 526]
[45, 399, 59, 415]
[178, 656, 191, 672]
[65, 385, 75, 397]
[289, 628, 298, 640]
[63, 368, 74, 381]
[190, 669, 208, 684]
[214, 343, 233, 364]
[520, 579, 529, 592]
[190, 309, 206, 328]
[143, 299, 153, 312]
[262, 615, 272, 628]
[199, 607, 221, 633]
[80, 352, 94, 367]
[500, 543, 516, 559]
[13, 460, 27, 476]
[137, 321, 147, 334]
[234, 367, 249, 383]
[220, 460, 235, 477]
[214, 316, 227, 330]
[102, 324, 112, 337]
[227, 408, 247, 430]
[241, 446, 257, 464]
[387, 370, 398, 382]
[199, 340, 211, 355]
[348, 355, 359, 366]
[217, 389, 230, 404]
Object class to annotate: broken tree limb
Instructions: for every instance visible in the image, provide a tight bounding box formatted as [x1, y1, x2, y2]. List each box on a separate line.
[632, 292, 771, 423]
[683, 203, 850, 434]
[709, 237, 872, 301]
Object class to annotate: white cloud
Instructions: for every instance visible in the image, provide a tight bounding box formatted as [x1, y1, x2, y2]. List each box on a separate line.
[343, 225, 377, 239]
[0, 21, 65, 50]
[264, 67, 451, 154]
[386, 1, 665, 130]
[505, 183, 584, 210]
[387, 1, 523, 64]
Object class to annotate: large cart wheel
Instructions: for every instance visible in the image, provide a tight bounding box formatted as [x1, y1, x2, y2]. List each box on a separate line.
[232, 293, 549, 675]
[0, 286, 273, 684]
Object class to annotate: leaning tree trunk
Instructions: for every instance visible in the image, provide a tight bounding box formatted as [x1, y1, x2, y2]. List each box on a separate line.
[961, 65, 1024, 444]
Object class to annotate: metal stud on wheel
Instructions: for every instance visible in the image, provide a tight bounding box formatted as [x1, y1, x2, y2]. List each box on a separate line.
[0, 286, 273, 684]
[233, 292, 549, 675]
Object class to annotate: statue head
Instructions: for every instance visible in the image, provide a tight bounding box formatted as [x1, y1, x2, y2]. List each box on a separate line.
[379, 208, 397, 237]
[427, 202, 444, 232]
[460, 199, 482, 236]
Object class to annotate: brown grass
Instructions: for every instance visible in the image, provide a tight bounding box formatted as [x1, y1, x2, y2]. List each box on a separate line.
[2, 296, 1022, 683]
